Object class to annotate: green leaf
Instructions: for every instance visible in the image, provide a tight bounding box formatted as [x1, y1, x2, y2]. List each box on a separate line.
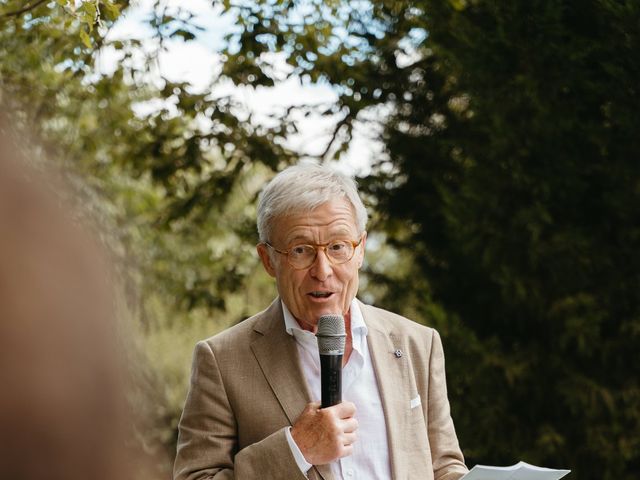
[79, 1, 98, 20]
[101, 1, 121, 22]
[79, 28, 92, 49]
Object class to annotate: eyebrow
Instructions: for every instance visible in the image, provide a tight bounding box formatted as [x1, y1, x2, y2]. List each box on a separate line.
[287, 235, 311, 244]
[286, 230, 355, 245]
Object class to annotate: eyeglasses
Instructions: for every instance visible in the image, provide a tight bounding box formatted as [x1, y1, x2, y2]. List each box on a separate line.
[264, 237, 364, 270]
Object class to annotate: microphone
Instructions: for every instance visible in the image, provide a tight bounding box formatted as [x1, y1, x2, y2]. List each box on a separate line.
[316, 314, 346, 408]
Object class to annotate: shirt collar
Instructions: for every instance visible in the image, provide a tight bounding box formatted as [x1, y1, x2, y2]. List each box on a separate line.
[282, 299, 368, 337]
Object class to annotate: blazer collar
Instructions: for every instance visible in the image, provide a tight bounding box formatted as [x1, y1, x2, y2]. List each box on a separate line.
[250, 299, 311, 423]
[249, 299, 333, 480]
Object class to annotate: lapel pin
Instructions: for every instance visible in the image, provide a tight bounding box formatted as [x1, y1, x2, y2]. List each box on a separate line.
[394, 349, 403, 358]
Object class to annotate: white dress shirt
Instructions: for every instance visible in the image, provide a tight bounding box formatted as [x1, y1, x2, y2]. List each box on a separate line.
[282, 300, 392, 480]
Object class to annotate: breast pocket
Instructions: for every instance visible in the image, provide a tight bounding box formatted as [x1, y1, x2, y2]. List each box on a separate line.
[407, 394, 430, 459]
[409, 393, 427, 429]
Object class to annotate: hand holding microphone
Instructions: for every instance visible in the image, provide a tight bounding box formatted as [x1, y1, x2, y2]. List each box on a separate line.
[290, 314, 358, 465]
[291, 401, 358, 465]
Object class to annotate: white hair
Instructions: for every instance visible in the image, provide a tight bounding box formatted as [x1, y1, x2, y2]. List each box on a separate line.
[257, 163, 368, 242]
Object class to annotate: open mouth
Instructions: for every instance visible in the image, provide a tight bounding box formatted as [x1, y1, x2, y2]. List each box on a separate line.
[308, 291, 333, 299]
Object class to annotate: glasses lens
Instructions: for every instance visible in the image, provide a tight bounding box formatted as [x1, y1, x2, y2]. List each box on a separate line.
[288, 244, 316, 268]
[326, 240, 354, 264]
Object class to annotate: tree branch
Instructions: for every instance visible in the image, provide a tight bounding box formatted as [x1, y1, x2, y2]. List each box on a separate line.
[0, 0, 48, 19]
[320, 114, 352, 161]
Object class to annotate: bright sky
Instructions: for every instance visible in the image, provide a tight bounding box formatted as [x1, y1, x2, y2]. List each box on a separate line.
[98, 0, 385, 176]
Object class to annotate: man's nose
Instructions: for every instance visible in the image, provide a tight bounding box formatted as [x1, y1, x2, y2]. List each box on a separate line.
[310, 247, 333, 280]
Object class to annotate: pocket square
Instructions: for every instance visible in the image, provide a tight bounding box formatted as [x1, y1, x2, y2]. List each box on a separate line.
[410, 394, 421, 409]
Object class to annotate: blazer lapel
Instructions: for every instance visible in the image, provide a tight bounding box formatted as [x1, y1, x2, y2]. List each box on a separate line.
[360, 301, 409, 480]
[249, 300, 334, 480]
[250, 299, 311, 425]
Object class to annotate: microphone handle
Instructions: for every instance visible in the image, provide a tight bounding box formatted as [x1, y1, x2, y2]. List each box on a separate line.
[320, 354, 343, 408]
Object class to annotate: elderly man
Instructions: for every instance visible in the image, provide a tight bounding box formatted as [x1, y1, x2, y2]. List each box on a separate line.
[174, 164, 468, 480]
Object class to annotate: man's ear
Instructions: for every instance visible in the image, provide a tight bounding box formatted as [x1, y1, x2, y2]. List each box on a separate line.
[357, 231, 367, 268]
[257, 243, 276, 277]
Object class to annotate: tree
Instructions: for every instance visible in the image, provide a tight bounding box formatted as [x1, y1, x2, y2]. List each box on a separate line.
[1, 0, 289, 315]
[218, 1, 640, 478]
[4, 0, 639, 478]
[1, 0, 287, 467]
[372, 4, 640, 478]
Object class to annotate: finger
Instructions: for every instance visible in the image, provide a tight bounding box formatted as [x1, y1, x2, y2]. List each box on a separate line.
[320, 401, 352, 418]
[342, 432, 357, 446]
[336, 401, 357, 418]
[342, 417, 359, 433]
[338, 444, 354, 459]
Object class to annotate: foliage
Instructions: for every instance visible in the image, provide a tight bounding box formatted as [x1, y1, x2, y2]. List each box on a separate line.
[3, 0, 639, 479]
[369, 3, 640, 478]
[0, 0, 288, 314]
[1, 0, 282, 470]
[220, 0, 640, 478]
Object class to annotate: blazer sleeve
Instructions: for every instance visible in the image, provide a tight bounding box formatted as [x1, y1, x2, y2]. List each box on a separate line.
[173, 341, 309, 480]
[427, 329, 468, 480]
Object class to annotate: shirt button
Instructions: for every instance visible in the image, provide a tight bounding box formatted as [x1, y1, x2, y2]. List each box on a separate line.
[346, 469, 354, 477]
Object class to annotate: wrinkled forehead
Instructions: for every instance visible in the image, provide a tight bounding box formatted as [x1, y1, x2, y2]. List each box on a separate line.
[270, 199, 360, 239]
[281, 197, 358, 219]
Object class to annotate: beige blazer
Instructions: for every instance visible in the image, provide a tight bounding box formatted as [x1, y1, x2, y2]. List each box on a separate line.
[174, 299, 468, 480]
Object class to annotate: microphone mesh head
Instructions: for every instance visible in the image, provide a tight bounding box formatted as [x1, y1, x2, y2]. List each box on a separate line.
[316, 314, 346, 355]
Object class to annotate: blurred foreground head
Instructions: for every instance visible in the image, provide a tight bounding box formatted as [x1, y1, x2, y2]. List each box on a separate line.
[0, 123, 145, 479]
